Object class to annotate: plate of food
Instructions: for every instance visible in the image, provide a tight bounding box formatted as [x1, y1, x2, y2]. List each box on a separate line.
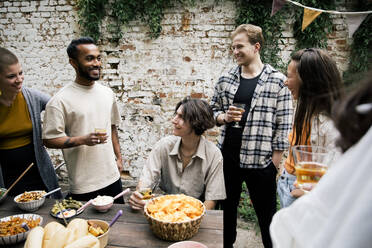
[0, 213, 43, 245]
[50, 198, 83, 221]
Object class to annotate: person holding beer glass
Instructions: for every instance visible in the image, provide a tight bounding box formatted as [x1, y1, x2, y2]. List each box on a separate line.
[270, 72, 372, 248]
[277, 48, 343, 208]
[211, 24, 293, 248]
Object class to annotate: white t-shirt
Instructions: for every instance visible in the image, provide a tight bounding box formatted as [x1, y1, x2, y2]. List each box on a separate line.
[43, 82, 121, 194]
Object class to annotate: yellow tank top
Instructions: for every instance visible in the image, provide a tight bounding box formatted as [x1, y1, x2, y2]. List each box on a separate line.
[284, 125, 311, 175]
[0, 92, 33, 149]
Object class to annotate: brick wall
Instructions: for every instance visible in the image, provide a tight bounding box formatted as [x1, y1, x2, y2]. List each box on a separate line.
[0, 0, 353, 188]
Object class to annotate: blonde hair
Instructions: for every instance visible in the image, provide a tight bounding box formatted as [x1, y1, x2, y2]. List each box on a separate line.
[231, 24, 264, 48]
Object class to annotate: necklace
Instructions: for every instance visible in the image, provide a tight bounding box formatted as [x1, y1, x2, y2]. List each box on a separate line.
[180, 149, 194, 159]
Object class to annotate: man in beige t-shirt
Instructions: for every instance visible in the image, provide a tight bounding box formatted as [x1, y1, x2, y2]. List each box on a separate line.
[43, 37, 124, 203]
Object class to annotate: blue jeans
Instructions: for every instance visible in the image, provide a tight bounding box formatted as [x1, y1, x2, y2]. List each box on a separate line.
[277, 169, 297, 208]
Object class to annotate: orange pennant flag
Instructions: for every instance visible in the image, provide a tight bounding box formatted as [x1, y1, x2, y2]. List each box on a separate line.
[302, 8, 322, 31]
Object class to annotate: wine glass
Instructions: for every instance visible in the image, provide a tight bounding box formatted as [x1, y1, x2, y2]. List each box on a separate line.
[232, 103, 246, 128]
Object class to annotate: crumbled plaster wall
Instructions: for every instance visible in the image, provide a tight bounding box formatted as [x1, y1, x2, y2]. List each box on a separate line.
[0, 0, 352, 188]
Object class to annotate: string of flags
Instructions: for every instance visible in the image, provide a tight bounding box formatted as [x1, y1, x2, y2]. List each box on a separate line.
[271, 0, 372, 37]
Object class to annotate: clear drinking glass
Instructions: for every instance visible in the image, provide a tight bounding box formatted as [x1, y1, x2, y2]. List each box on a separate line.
[292, 145, 335, 189]
[232, 103, 246, 128]
[94, 128, 107, 143]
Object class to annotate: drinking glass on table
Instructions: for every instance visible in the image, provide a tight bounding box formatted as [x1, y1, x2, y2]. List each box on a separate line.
[292, 145, 335, 190]
[231, 103, 246, 128]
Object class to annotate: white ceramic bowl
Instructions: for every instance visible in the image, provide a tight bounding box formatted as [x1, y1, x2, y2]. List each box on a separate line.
[168, 241, 208, 248]
[92, 196, 114, 212]
[0, 213, 43, 246]
[14, 191, 46, 212]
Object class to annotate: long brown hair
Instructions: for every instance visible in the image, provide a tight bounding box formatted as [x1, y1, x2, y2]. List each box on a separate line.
[291, 48, 343, 145]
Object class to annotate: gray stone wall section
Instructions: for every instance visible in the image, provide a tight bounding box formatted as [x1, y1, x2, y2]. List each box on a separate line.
[0, 0, 353, 188]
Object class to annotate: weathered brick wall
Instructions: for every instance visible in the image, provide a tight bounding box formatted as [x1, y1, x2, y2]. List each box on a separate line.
[0, 0, 353, 188]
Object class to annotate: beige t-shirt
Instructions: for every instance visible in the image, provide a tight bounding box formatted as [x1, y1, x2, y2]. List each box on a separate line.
[139, 135, 226, 201]
[43, 82, 121, 194]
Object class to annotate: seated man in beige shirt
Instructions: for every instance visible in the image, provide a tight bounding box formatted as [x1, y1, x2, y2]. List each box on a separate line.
[129, 97, 226, 210]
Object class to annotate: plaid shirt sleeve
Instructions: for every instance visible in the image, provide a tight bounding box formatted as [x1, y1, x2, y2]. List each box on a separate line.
[272, 86, 293, 151]
[210, 76, 225, 121]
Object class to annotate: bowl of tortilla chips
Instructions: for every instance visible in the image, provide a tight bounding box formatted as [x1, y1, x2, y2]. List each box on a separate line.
[144, 194, 205, 241]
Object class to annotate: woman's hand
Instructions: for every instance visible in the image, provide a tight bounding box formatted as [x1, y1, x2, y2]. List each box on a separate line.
[291, 180, 313, 198]
[128, 191, 146, 210]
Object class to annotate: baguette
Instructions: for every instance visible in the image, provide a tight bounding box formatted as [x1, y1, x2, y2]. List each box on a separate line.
[65, 218, 88, 244]
[23, 226, 44, 248]
[64, 234, 100, 248]
[43, 222, 68, 248]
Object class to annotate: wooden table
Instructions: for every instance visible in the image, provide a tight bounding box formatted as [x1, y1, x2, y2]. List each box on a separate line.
[0, 197, 223, 247]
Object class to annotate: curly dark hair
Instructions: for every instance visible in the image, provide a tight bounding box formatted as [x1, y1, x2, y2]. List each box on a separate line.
[67, 37, 95, 59]
[175, 97, 216, 136]
[332, 72, 372, 152]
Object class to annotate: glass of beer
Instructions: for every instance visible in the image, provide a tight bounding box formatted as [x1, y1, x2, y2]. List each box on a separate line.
[95, 128, 107, 143]
[232, 103, 246, 128]
[292, 145, 335, 189]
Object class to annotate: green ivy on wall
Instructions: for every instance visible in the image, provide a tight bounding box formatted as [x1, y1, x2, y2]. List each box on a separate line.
[76, 0, 370, 80]
[77, 0, 195, 42]
[235, 0, 289, 71]
[343, 1, 371, 86]
[292, 0, 335, 50]
[76, 0, 109, 41]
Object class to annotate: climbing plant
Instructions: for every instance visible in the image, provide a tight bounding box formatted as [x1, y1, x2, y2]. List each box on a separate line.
[292, 0, 335, 49]
[343, 1, 371, 86]
[76, 0, 109, 41]
[76, 0, 195, 42]
[235, 0, 289, 71]
[76, 0, 370, 80]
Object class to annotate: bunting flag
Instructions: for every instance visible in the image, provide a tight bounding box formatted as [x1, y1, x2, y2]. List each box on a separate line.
[345, 14, 369, 37]
[271, 0, 287, 17]
[271, 0, 372, 35]
[302, 8, 322, 31]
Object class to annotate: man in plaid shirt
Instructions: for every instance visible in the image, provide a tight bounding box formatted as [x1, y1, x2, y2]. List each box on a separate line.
[211, 24, 293, 248]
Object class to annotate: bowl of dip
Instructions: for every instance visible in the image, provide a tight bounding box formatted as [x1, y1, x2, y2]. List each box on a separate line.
[92, 195, 114, 212]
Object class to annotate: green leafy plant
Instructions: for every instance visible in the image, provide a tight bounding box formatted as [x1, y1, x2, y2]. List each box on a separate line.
[292, 0, 335, 49]
[235, 0, 289, 71]
[238, 182, 281, 232]
[77, 0, 195, 42]
[238, 182, 260, 232]
[76, 0, 109, 41]
[343, 1, 371, 86]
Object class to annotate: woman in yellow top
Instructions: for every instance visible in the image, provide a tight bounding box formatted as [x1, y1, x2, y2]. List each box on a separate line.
[277, 48, 343, 208]
[0, 47, 61, 197]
